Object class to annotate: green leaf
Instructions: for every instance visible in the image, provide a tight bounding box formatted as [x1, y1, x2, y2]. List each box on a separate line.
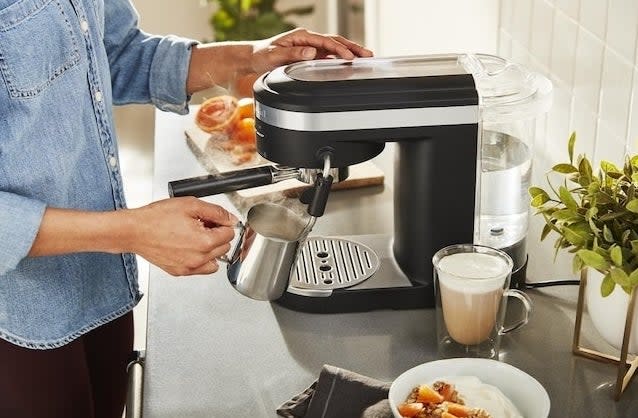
[541, 222, 553, 241]
[553, 163, 578, 174]
[577, 249, 609, 270]
[603, 225, 615, 242]
[529, 186, 549, 199]
[552, 208, 578, 221]
[610, 245, 623, 266]
[588, 217, 601, 235]
[630, 240, 638, 254]
[601, 160, 620, 174]
[601, 273, 615, 297]
[559, 186, 578, 210]
[610, 267, 631, 287]
[531, 193, 549, 207]
[579, 157, 593, 184]
[599, 211, 625, 221]
[627, 199, 638, 213]
[629, 269, 638, 287]
[596, 192, 615, 204]
[594, 246, 608, 258]
[240, 0, 252, 13]
[563, 226, 588, 246]
[568, 132, 576, 164]
[632, 155, 638, 168]
[606, 170, 624, 180]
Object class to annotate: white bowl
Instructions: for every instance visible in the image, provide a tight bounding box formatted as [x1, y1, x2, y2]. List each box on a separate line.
[389, 358, 550, 418]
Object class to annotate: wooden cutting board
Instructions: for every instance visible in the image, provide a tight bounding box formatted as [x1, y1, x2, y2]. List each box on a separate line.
[184, 105, 384, 199]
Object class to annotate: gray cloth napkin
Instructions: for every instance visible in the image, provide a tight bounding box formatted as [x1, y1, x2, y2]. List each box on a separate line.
[277, 365, 393, 418]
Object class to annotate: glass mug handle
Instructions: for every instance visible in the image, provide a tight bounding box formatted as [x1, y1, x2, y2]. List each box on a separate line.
[499, 289, 533, 335]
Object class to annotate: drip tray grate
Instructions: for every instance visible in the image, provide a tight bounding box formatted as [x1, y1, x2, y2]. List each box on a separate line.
[290, 237, 380, 290]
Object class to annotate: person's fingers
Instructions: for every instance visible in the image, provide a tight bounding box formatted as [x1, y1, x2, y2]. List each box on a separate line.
[191, 199, 238, 227]
[267, 45, 317, 66]
[207, 242, 232, 261]
[282, 30, 356, 60]
[161, 257, 218, 276]
[199, 226, 235, 252]
[186, 259, 220, 276]
[311, 35, 356, 60]
[329, 35, 373, 57]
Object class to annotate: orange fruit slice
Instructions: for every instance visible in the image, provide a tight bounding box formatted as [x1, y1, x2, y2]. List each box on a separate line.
[195, 95, 239, 134]
[397, 402, 424, 417]
[233, 117, 256, 145]
[416, 384, 444, 404]
[446, 402, 472, 417]
[237, 97, 255, 120]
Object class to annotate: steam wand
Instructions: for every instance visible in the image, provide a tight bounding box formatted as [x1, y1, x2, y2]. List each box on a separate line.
[300, 153, 334, 237]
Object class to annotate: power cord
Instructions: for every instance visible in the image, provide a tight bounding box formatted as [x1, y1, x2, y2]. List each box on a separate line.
[524, 280, 580, 288]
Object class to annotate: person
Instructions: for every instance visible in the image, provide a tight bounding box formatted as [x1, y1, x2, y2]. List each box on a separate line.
[0, 0, 373, 417]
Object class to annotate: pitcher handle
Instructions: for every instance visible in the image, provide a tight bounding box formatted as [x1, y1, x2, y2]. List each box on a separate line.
[500, 289, 533, 334]
[216, 221, 245, 264]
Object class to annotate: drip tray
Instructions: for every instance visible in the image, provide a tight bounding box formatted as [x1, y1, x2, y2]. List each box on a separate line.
[290, 237, 380, 290]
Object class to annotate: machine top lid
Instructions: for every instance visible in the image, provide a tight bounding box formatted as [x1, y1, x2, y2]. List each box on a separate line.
[255, 54, 478, 113]
[285, 55, 468, 81]
[276, 54, 551, 122]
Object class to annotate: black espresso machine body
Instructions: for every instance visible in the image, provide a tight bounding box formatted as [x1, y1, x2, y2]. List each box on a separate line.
[253, 56, 481, 312]
[169, 54, 552, 313]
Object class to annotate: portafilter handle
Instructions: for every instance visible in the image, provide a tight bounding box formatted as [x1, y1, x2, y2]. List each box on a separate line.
[168, 165, 299, 197]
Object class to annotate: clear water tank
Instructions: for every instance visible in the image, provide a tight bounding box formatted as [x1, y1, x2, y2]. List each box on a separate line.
[462, 54, 552, 275]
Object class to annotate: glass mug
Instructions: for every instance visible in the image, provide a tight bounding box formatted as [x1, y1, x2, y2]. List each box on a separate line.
[433, 244, 533, 359]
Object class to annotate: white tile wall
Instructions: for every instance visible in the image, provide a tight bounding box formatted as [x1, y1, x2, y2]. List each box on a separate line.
[499, 0, 638, 281]
[529, 0, 555, 68]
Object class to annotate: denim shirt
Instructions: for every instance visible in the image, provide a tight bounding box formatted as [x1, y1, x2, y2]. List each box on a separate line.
[0, 0, 196, 348]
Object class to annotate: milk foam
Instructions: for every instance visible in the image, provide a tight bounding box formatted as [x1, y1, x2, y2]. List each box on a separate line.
[437, 252, 509, 294]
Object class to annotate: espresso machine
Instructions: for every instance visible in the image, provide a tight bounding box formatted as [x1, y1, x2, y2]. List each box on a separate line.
[169, 54, 552, 313]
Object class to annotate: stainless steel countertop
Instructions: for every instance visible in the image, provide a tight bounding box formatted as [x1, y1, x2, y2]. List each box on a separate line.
[142, 108, 638, 418]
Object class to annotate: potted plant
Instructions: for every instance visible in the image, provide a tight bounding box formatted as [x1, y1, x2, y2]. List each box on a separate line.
[529, 132, 638, 353]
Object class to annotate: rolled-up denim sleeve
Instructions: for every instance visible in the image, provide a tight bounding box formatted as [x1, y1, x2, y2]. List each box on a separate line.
[0, 192, 46, 275]
[103, 0, 198, 114]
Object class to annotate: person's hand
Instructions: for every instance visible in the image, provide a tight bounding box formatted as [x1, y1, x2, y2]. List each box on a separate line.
[250, 28, 374, 74]
[128, 197, 238, 276]
[186, 28, 373, 95]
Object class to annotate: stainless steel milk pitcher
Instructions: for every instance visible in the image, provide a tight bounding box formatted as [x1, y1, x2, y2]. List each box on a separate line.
[226, 203, 310, 301]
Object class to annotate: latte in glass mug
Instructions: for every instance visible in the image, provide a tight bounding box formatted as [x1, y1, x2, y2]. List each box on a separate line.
[437, 252, 509, 345]
[433, 244, 532, 359]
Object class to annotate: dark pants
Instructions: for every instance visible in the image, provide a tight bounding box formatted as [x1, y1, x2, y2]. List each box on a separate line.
[0, 312, 133, 418]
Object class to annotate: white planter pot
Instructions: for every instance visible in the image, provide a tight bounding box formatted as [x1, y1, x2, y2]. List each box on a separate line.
[585, 269, 638, 354]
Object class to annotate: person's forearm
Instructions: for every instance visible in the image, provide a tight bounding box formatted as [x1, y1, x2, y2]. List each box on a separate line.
[28, 208, 137, 257]
[186, 42, 254, 95]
